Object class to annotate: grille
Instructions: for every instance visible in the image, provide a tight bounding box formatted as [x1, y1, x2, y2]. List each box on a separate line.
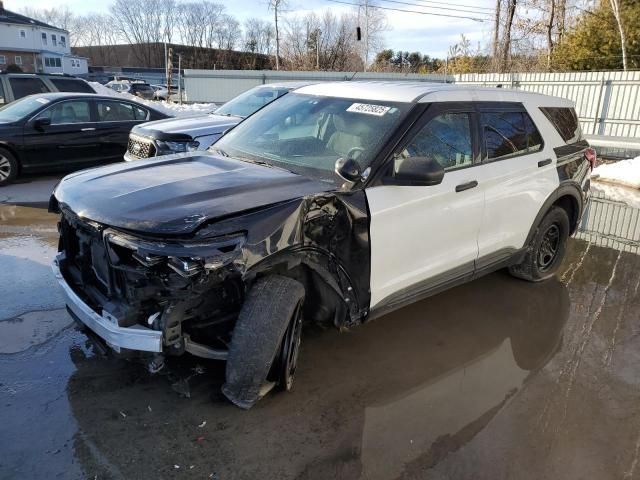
[127, 135, 156, 159]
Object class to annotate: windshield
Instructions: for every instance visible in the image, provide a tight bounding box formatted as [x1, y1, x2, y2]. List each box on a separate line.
[213, 93, 411, 183]
[0, 95, 50, 122]
[214, 86, 289, 118]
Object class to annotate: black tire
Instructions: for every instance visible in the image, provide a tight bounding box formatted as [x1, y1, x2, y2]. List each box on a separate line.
[0, 148, 18, 186]
[222, 275, 305, 409]
[509, 206, 570, 282]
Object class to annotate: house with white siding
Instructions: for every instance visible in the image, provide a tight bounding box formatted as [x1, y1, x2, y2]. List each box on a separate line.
[0, 1, 88, 75]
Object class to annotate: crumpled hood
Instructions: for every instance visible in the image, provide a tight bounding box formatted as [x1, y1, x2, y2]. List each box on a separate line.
[52, 154, 332, 235]
[131, 114, 241, 141]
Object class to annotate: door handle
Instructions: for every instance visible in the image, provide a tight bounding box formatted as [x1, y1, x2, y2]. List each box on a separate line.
[538, 158, 552, 167]
[455, 180, 478, 192]
[81, 127, 96, 131]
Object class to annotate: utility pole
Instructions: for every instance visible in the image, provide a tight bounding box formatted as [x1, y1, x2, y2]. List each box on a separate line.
[364, 0, 369, 72]
[164, 42, 168, 83]
[316, 29, 321, 69]
[167, 47, 173, 103]
[177, 53, 182, 105]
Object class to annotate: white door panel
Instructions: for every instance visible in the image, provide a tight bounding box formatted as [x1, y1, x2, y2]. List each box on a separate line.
[367, 170, 483, 309]
[477, 155, 558, 257]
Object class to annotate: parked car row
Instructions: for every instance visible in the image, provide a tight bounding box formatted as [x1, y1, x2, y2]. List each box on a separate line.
[0, 93, 168, 185]
[46, 81, 594, 409]
[0, 82, 310, 185]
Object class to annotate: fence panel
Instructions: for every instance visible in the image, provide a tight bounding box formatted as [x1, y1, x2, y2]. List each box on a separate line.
[455, 71, 640, 138]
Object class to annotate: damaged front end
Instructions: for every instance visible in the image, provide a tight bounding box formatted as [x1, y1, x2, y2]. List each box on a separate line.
[54, 209, 246, 360]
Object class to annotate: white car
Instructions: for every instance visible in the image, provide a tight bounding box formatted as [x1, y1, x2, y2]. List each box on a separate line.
[50, 82, 594, 408]
[105, 80, 155, 100]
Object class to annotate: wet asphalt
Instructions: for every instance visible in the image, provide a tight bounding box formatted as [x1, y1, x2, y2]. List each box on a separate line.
[1, 186, 640, 480]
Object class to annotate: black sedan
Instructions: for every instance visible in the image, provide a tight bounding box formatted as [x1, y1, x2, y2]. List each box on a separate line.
[0, 93, 168, 185]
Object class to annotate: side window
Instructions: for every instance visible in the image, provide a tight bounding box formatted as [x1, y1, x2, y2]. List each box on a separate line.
[395, 112, 473, 173]
[539, 107, 582, 143]
[9, 77, 50, 100]
[482, 111, 542, 160]
[37, 101, 91, 125]
[49, 78, 95, 94]
[97, 101, 146, 121]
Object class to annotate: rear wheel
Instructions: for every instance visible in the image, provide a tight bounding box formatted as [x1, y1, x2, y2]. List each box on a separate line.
[0, 148, 18, 186]
[509, 206, 570, 282]
[222, 275, 305, 409]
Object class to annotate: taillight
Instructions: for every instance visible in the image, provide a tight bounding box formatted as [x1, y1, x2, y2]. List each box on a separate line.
[584, 147, 597, 170]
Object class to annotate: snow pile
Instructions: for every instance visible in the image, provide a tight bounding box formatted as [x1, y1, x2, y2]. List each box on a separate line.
[592, 156, 640, 190]
[591, 182, 640, 209]
[89, 82, 217, 118]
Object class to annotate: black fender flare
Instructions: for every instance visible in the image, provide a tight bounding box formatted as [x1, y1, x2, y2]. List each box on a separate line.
[524, 181, 585, 247]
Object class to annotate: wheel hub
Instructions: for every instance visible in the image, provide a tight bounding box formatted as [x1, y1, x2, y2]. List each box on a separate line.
[538, 223, 561, 271]
[0, 156, 11, 181]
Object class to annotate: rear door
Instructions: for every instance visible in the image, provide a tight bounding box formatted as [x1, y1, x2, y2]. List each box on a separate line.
[366, 104, 484, 310]
[473, 102, 558, 266]
[94, 99, 150, 161]
[22, 99, 102, 169]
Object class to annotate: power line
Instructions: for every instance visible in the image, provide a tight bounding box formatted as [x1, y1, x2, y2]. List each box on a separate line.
[398, 0, 494, 12]
[378, 0, 493, 17]
[326, 0, 487, 21]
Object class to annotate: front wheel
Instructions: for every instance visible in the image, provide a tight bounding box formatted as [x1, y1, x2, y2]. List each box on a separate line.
[0, 148, 18, 186]
[222, 275, 305, 409]
[509, 206, 570, 282]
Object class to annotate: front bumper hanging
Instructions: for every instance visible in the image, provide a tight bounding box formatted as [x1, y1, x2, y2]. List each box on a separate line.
[52, 253, 163, 353]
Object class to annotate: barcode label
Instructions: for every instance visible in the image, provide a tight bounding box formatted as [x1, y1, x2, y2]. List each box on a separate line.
[346, 103, 391, 116]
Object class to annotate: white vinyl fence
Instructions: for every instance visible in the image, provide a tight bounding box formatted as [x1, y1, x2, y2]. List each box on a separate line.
[455, 71, 640, 138]
[184, 69, 640, 140]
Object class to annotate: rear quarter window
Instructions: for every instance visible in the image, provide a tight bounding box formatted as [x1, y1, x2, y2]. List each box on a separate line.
[49, 78, 95, 94]
[9, 77, 50, 100]
[539, 107, 582, 143]
[482, 111, 543, 160]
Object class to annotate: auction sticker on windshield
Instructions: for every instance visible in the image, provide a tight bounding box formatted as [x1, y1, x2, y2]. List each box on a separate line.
[35, 98, 50, 104]
[346, 103, 391, 116]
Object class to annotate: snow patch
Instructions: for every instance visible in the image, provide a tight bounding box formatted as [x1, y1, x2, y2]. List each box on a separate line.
[89, 82, 217, 118]
[592, 157, 640, 190]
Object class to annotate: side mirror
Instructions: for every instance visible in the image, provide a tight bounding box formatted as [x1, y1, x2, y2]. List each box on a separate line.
[394, 156, 445, 186]
[33, 117, 51, 130]
[335, 157, 361, 183]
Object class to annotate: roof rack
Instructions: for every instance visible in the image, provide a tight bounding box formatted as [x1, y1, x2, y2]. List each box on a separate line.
[0, 71, 78, 78]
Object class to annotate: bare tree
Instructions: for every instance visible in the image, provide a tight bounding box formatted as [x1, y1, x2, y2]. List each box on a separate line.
[110, 0, 176, 67]
[243, 18, 274, 68]
[268, 0, 287, 70]
[501, 0, 517, 71]
[354, 1, 387, 70]
[546, 0, 556, 69]
[608, 0, 627, 70]
[492, 0, 501, 61]
[20, 6, 74, 31]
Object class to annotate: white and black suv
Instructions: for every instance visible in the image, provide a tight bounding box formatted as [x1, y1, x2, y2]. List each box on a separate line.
[49, 82, 593, 409]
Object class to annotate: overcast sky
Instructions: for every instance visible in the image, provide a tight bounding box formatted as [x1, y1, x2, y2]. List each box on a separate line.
[6, 0, 495, 58]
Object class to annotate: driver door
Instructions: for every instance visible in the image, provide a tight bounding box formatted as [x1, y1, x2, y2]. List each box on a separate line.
[366, 104, 485, 310]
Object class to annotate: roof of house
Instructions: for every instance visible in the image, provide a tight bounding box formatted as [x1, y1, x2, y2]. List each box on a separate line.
[295, 81, 574, 107]
[0, 5, 67, 33]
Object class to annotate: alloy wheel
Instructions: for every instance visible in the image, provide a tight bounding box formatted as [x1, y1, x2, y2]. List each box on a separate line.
[538, 223, 561, 271]
[278, 301, 303, 391]
[0, 155, 11, 181]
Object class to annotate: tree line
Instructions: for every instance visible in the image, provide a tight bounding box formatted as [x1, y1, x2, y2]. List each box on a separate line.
[21, 0, 385, 72]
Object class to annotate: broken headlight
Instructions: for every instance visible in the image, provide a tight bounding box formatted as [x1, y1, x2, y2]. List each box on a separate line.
[155, 140, 200, 154]
[104, 230, 245, 277]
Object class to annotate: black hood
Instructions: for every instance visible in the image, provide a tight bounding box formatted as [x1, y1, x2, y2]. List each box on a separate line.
[131, 114, 241, 141]
[52, 154, 332, 235]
